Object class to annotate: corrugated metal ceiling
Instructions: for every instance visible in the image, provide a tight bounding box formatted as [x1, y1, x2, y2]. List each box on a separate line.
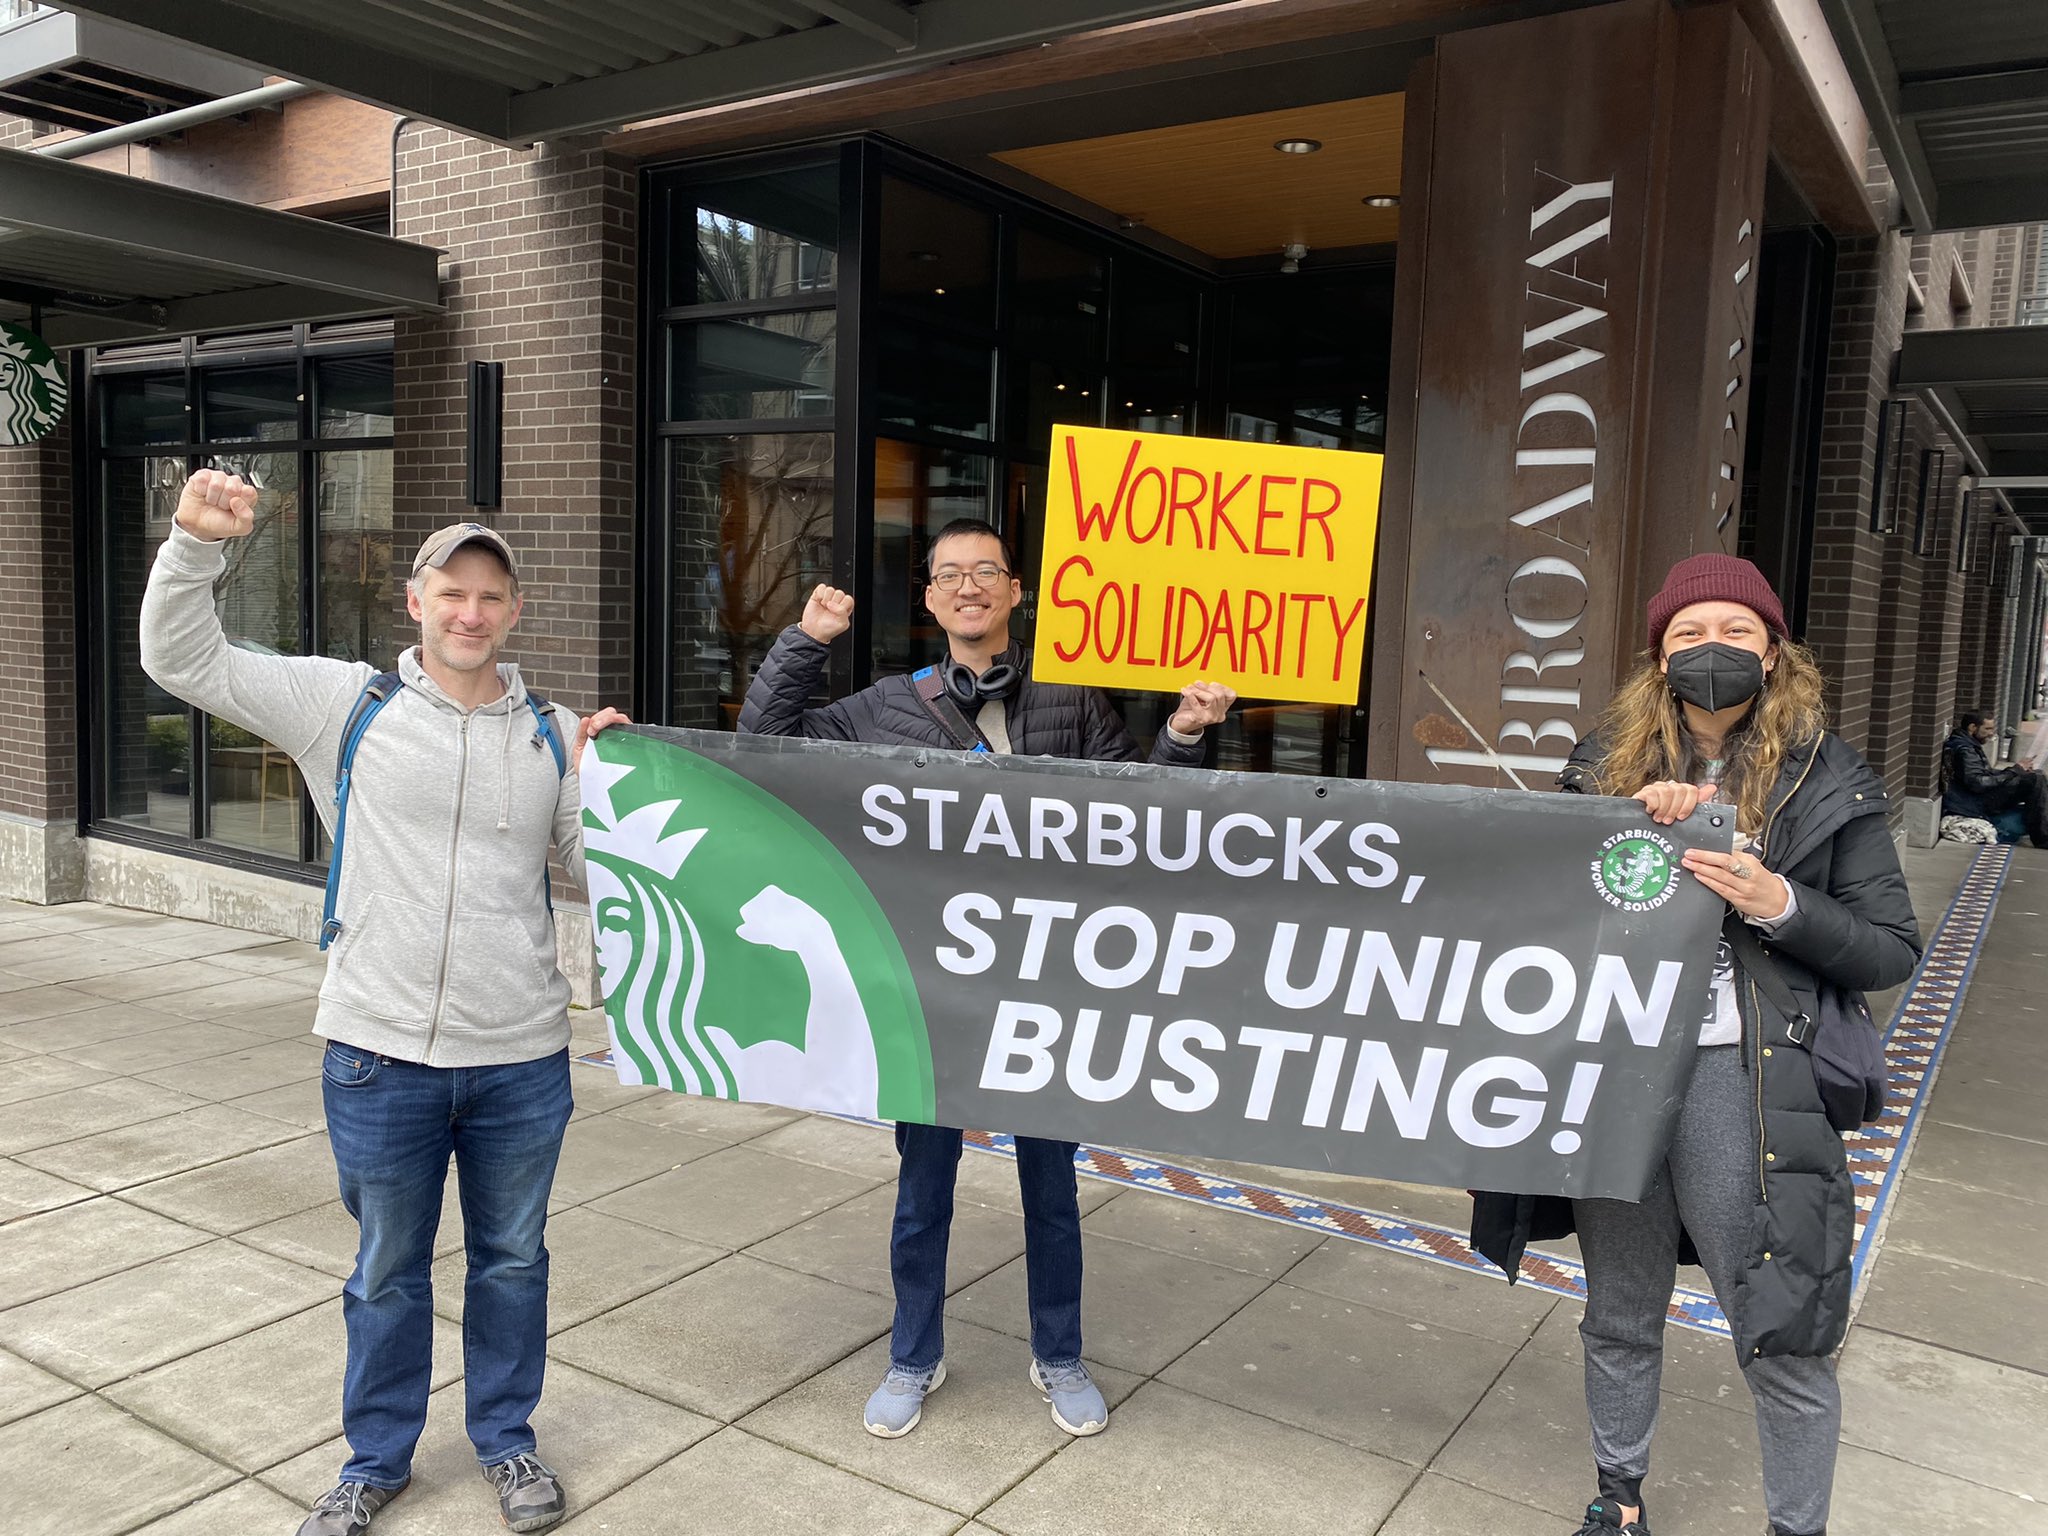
[54, 2, 1234, 144]
[1825, 0, 2048, 230]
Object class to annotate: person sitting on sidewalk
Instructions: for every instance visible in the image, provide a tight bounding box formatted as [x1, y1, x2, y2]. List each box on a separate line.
[737, 517, 1233, 1442]
[1941, 710, 2048, 848]
[141, 471, 627, 1536]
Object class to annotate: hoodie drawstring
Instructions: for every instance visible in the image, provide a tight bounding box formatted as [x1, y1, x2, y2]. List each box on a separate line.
[498, 705, 515, 831]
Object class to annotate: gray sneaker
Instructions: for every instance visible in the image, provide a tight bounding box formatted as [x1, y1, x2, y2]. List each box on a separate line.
[294, 1480, 406, 1535]
[483, 1452, 564, 1532]
[1031, 1360, 1108, 1436]
[863, 1360, 946, 1438]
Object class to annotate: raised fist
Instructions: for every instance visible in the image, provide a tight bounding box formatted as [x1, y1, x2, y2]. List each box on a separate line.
[173, 469, 259, 543]
[800, 583, 855, 645]
[1169, 680, 1236, 736]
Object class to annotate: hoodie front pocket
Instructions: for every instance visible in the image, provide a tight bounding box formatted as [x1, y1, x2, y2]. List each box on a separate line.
[437, 903, 564, 1033]
[323, 892, 444, 1023]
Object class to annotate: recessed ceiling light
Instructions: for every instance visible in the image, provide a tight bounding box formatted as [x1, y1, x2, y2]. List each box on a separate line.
[1362, 193, 1401, 209]
[1274, 138, 1322, 155]
[934, 287, 946, 295]
[910, 250, 940, 262]
[1055, 383, 1066, 392]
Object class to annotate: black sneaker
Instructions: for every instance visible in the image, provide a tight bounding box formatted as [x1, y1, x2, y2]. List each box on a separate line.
[294, 1479, 407, 1535]
[1575, 1500, 1650, 1536]
[483, 1452, 565, 1533]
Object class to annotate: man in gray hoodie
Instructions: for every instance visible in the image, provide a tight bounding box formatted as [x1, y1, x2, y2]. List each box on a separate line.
[141, 470, 624, 1536]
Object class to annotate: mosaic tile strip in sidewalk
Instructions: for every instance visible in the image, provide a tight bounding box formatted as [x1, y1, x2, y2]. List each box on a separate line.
[572, 844, 2009, 1341]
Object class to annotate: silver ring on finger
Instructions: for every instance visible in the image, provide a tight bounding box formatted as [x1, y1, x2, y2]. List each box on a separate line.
[1730, 860, 1749, 879]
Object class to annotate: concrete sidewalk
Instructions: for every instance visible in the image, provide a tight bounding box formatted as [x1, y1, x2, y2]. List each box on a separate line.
[1, 845, 2043, 1536]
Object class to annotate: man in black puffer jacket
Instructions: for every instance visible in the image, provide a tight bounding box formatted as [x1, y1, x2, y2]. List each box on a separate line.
[1941, 709, 2048, 846]
[739, 517, 1234, 1444]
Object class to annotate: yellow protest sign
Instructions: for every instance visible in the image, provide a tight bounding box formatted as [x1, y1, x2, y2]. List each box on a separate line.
[1033, 426, 1383, 704]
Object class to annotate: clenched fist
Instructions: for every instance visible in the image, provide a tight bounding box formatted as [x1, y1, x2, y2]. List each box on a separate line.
[800, 584, 855, 645]
[1169, 680, 1236, 736]
[174, 469, 259, 543]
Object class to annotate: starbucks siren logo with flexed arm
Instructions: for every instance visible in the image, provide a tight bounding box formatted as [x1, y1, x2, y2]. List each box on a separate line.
[580, 733, 934, 1121]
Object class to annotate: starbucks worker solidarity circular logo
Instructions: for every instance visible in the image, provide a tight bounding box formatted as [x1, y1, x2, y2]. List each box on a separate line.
[0, 323, 68, 447]
[1591, 829, 1679, 911]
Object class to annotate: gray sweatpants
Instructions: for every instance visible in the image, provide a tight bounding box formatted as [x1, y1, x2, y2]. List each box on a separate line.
[1573, 1047, 1840, 1535]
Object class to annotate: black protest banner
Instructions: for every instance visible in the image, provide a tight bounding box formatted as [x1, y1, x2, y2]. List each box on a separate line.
[581, 727, 1731, 1199]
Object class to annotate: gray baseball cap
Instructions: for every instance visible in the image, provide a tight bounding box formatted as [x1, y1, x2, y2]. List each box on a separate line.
[412, 521, 519, 581]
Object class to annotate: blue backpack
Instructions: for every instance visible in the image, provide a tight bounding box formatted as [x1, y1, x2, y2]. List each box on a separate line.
[319, 670, 566, 951]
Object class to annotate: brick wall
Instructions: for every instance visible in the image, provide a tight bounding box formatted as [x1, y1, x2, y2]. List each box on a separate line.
[0, 415, 78, 823]
[1802, 148, 1988, 807]
[390, 128, 637, 720]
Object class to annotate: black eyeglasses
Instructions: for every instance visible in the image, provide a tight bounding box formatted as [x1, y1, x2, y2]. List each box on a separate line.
[930, 564, 1010, 592]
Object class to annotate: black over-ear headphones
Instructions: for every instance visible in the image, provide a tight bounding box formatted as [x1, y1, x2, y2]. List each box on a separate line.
[940, 647, 1025, 707]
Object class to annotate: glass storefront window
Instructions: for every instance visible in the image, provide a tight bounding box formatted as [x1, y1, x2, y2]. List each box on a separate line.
[878, 177, 996, 330]
[103, 456, 190, 836]
[643, 147, 1394, 781]
[317, 449, 397, 666]
[872, 439, 994, 677]
[202, 366, 299, 443]
[878, 328, 993, 440]
[204, 450, 303, 856]
[675, 165, 839, 308]
[668, 433, 835, 728]
[316, 355, 395, 436]
[102, 375, 188, 446]
[1012, 229, 1105, 361]
[669, 310, 836, 422]
[1007, 356, 1103, 454]
[94, 337, 394, 868]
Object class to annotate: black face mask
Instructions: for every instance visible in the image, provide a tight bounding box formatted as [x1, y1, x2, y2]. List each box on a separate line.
[1665, 641, 1766, 712]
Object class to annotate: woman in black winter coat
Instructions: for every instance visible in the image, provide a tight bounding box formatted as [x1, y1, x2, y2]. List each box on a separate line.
[1471, 554, 1920, 1536]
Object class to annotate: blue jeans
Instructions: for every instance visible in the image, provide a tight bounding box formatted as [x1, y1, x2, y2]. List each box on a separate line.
[888, 1123, 1083, 1372]
[322, 1043, 572, 1488]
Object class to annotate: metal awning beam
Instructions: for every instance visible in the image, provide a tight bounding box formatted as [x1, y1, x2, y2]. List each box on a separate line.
[1936, 175, 2048, 233]
[56, 0, 514, 140]
[1815, 0, 1936, 232]
[1897, 327, 2048, 391]
[0, 146, 442, 312]
[15, 281, 422, 348]
[62, 0, 1226, 145]
[509, 0, 1228, 140]
[812, 0, 918, 51]
[1899, 66, 2048, 119]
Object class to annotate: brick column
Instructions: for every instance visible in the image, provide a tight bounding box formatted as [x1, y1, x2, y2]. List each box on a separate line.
[389, 127, 638, 999]
[0, 414, 84, 902]
[391, 128, 637, 719]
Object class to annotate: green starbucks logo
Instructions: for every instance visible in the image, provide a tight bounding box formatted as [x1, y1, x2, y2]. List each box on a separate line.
[1592, 830, 1679, 911]
[0, 324, 66, 446]
[580, 732, 935, 1123]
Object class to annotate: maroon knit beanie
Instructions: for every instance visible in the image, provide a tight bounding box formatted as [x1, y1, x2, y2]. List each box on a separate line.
[1645, 553, 1786, 650]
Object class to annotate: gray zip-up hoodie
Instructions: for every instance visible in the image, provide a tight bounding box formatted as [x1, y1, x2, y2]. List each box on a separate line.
[140, 522, 585, 1067]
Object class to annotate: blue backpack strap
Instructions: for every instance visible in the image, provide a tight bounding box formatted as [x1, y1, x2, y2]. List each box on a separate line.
[525, 692, 567, 776]
[524, 691, 568, 922]
[320, 670, 402, 951]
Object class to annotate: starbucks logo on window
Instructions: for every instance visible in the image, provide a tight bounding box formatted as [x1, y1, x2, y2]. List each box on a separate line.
[0, 324, 66, 446]
[1591, 829, 1679, 912]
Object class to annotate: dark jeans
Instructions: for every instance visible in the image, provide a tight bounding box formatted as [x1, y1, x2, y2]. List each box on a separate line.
[888, 1123, 1083, 1372]
[322, 1043, 572, 1488]
[1951, 767, 2048, 846]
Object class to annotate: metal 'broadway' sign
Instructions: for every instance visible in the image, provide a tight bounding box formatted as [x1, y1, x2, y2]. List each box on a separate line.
[582, 727, 1731, 1199]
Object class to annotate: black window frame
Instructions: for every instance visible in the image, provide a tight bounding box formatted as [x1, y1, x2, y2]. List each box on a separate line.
[634, 136, 1395, 781]
[79, 323, 396, 883]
